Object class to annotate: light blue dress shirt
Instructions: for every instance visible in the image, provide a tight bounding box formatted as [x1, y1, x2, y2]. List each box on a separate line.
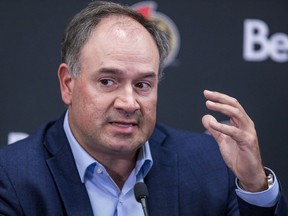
[64, 111, 152, 216]
[63, 111, 279, 215]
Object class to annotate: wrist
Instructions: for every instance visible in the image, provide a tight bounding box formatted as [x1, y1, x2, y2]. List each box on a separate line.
[238, 168, 274, 192]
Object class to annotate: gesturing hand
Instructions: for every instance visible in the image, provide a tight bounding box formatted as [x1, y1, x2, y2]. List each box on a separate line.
[202, 90, 268, 192]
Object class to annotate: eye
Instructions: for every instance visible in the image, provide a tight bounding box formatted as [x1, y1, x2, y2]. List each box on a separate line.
[135, 82, 151, 91]
[99, 79, 114, 86]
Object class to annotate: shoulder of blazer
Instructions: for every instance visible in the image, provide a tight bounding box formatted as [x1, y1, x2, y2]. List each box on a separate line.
[150, 122, 218, 151]
[0, 113, 66, 160]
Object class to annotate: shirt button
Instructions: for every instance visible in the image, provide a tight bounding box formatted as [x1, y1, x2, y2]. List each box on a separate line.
[96, 167, 103, 174]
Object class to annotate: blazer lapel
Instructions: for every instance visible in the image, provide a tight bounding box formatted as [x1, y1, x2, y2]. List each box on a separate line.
[146, 124, 179, 216]
[44, 116, 94, 216]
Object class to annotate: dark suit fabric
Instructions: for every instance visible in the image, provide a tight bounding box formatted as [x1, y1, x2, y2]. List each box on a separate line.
[0, 115, 286, 216]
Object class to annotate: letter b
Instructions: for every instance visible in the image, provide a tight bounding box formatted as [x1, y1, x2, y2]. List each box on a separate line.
[243, 19, 270, 61]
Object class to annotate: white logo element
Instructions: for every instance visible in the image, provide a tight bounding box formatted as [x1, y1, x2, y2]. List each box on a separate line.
[243, 19, 288, 62]
[8, 132, 29, 145]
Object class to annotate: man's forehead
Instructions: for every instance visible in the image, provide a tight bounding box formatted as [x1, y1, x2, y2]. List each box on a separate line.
[95, 15, 146, 36]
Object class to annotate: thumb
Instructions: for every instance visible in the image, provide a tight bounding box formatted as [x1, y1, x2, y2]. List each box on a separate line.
[202, 114, 219, 137]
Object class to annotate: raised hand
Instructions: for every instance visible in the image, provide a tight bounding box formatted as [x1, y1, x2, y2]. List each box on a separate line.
[202, 90, 267, 192]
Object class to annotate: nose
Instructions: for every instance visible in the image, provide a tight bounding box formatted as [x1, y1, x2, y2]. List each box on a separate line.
[114, 86, 140, 114]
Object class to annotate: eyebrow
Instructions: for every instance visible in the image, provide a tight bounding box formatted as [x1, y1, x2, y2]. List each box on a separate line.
[97, 67, 158, 79]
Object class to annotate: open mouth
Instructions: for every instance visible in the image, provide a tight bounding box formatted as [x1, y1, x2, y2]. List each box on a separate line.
[110, 121, 137, 128]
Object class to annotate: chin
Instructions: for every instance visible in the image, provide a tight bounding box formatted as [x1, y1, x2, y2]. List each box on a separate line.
[108, 141, 143, 154]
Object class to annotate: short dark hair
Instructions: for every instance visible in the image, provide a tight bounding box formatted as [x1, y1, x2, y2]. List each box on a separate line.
[61, 1, 169, 78]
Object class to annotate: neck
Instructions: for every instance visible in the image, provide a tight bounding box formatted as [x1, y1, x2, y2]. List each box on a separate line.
[94, 151, 139, 189]
[105, 162, 135, 189]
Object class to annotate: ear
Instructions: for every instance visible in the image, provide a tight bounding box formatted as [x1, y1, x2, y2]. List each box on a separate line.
[58, 63, 74, 105]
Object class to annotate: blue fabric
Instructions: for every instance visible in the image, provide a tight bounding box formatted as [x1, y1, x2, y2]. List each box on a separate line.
[0, 114, 287, 215]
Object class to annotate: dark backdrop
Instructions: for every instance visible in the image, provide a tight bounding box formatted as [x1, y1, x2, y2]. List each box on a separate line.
[1, 0, 287, 195]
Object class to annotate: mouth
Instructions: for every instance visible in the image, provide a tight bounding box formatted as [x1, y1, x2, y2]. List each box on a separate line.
[110, 121, 138, 128]
[108, 120, 138, 135]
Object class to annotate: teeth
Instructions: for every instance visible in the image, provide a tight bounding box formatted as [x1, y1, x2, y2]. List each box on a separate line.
[112, 122, 134, 127]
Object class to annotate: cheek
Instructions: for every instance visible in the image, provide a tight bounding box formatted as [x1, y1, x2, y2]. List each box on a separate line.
[142, 96, 157, 121]
[141, 100, 157, 138]
[72, 83, 101, 118]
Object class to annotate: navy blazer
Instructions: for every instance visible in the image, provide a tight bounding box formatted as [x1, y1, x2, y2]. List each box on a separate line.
[0, 115, 287, 215]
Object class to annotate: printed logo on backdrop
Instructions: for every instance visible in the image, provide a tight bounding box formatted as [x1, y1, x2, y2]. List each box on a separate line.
[8, 132, 29, 145]
[131, 1, 180, 68]
[243, 19, 288, 63]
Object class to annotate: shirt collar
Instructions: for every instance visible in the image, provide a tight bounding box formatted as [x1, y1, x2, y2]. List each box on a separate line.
[63, 110, 153, 183]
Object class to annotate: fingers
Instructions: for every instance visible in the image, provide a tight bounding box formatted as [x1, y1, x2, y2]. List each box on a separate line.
[204, 90, 245, 113]
[203, 90, 253, 129]
[202, 114, 241, 142]
[203, 90, 256, 141]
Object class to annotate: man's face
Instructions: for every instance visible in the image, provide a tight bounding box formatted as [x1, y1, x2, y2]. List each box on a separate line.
[60, 15, 160, 160]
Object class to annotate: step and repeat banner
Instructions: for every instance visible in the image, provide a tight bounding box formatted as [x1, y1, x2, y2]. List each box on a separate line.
[1, 0, 288, 194]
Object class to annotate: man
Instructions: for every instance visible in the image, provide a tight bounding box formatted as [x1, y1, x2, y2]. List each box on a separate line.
[0, 1, 287, 215]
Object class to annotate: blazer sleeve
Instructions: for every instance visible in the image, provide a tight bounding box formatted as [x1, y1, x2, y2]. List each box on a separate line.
[0, 165, 24, 216]
[236, 185, 288, 216]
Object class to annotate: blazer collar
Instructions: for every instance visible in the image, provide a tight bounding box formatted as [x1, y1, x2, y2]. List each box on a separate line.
[43, 115, 94, 216]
